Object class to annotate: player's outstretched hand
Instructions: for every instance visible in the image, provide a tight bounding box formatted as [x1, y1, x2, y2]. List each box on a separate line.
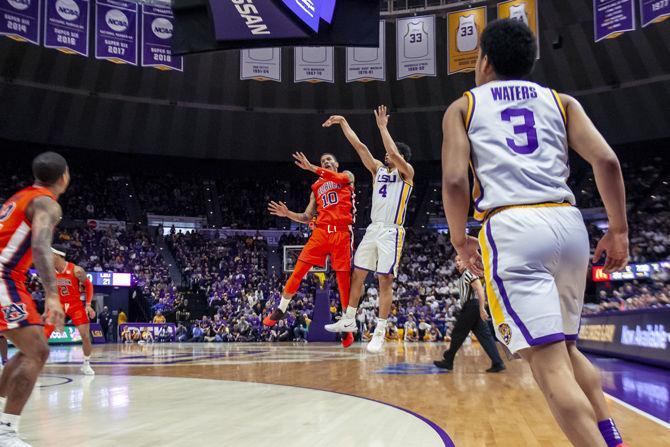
[453, 235, 483, 277]
[374, 105, 390, 128]
[292, 152, 316, 172]
[268, 201, 289, 217]
[86, 305, 96, 319]
[44, 293, 65, 332]
[593, 230, 629, 274]
[322, 115, 346, 128]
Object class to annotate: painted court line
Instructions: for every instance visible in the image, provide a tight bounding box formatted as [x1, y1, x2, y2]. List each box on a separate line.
[605, 393, 670, 430]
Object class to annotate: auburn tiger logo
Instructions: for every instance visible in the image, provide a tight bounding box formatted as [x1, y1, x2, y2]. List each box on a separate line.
[2, 303, 28, 323]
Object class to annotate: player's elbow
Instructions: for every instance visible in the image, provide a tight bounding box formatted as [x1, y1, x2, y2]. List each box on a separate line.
[442, 174, 468, 193]
[593, 151, 621, 175]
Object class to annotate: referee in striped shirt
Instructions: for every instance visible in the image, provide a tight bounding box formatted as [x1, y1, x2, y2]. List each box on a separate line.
[434, 256, 505, 372]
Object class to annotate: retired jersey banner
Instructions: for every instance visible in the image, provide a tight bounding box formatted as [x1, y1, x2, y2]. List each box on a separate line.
[447, 7, 487, 75]
[0, 0, 41, 45]
[95, 0, 137, 65]
[294, 46, 334, 83]
[346, 21, 385, 83]
[141, 4, 182, 71]
[641, 0, 670, 27]
[396, 15, 436, 80]
[240, 48, 282, 82]
[593, 0, 636, 42]
[44, 0, 90, 56]
[497, 0, 539, 57]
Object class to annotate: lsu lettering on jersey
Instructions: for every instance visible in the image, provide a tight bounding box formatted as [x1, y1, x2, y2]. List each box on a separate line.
[465, 80, 575, 220]
[403, 22, 429, 59]
[370, 166, 413, 226]
[456, 15, 478, 53]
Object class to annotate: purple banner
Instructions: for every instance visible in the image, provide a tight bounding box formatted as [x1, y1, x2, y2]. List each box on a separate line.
[0, 0, 41, 45]
[594, 0, 636, 42]
[641, 0, 670, 27]
[95, 0, 137, 65]
[141, 5, 182, 72]
[44, 0, 89, 56]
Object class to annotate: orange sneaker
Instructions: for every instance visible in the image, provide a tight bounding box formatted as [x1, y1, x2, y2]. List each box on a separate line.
[342, 332, 354, 348]
[262, 309, 286, 327]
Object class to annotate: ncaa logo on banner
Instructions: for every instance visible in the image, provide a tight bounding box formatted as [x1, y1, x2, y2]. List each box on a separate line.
[56, 0, 80, 21]
[151, 17, 172, 39]
[105, 8, 129, 32]
[7, 0, 30, 11]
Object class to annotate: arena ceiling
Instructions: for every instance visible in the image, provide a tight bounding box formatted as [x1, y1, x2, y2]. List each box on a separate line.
[0, 0, 669, 161]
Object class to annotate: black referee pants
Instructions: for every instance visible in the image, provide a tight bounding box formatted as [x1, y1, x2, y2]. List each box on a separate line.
[442, 300, 504, 367]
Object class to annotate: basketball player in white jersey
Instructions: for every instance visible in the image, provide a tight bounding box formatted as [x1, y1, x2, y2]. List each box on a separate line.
[322, 106, 413, 354]
[457, 15, 478, 53]
[442, 20, 628, 447]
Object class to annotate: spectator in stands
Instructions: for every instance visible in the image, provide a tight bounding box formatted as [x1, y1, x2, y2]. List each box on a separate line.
[153, 310, 166, 324]
[189, 324, 204, 342]
[175, 323, 188, 342]
[293, 313, 308, 342]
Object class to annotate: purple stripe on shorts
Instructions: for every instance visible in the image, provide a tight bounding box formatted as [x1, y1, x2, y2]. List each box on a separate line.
[530, 333, 567, 346]
[385, 228, 400, 275]
[565, 334, 578, 342]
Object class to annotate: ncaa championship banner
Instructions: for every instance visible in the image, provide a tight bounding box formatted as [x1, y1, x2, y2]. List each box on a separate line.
[44, 0, 90, 57]
[294, 46, 334, 83]
[396, 15, 436, 80]
[640, 0, 670, 27]
[95, 0, 138, 65]
[346, 20, 386, 83]
[593, 0, 636, 42]
[447, 6, 487, 75]
[0, 0, 41, 45]
[497, 0, 539, 57]
[240, 48, 282, 82]
[141, 4, 182, 71]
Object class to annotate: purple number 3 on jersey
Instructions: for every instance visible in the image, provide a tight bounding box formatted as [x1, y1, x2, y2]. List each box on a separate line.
[501, 107, 539, 155]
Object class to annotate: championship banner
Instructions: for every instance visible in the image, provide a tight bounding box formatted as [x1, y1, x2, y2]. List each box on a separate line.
[44, 0, 89, 56]
[593, 0, 636, 42]
[294, 46, 334, 83]
[240, 48, 282, 82]
[141, 4, 182, 71]
[0, 0, 41, 45]
[497, 0, 539, 57]
[396, 15, 436, 80]
[346, 20, 385, 83]
[641, 0, 670, 27]
[95, 0, 138, 65]
[447, 6, 487, 75]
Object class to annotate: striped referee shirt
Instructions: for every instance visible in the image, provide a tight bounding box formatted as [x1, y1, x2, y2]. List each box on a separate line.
[457, 269, 478, 307]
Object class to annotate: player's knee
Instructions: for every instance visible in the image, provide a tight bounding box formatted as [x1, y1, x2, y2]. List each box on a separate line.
[378, 274, 393, 287]
[31, 339, 50, 365]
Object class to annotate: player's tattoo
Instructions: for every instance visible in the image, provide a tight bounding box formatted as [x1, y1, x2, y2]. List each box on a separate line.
[30, 196, 62, 296]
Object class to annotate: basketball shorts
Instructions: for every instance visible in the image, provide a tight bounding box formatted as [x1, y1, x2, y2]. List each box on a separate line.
[298, 227, 352, 272]
[353, 223, 406, 276]
[63, 300, 90, 326]
[0, 279, 42, 332]
[478, 205, 589, 354]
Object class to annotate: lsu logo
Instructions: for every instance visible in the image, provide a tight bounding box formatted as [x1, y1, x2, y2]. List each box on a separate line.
[56, 0, 79, 21]
[0, 202, 16, 222]
[2, 303, 28, 324]
[498, 323, 512, 345]
[7, 0, 30, 11]
[377, 174, 397, 183]
[151, 17, 173, 40]
[105, 9, 129, 32]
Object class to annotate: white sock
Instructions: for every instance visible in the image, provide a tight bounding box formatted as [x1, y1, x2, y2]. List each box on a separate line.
[278, 298, 291, 313]
[0, 396, 6, 412]
[0, 413, 19, 431]
[376, 319, 388, 332]
[345, 306, 357, 319]
[83, 356, 90, 365]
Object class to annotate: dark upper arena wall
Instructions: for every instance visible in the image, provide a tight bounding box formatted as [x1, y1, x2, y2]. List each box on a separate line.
[0, 0, 669, 161]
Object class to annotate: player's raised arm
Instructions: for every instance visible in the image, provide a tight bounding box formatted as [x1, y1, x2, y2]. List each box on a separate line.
[374, 106, 414, 183]
[561, 93, 629, 273]
[322, 115, 383, 175]
[29, 196, 65, 330]
[441, 97, 482, 276]
[292, 152, 354, 185]
[268, 193, 317, 225]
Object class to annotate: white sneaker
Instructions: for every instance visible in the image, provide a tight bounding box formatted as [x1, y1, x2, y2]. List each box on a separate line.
[324, 317, 358, 333]
[366, 327, 386, 354]
[80, 363, 95, 376]
[0, 424, 31, 446]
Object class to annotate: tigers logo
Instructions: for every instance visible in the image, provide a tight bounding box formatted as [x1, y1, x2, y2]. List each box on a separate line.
[498, 323, 512, 345]
[3, 303, 28, 324]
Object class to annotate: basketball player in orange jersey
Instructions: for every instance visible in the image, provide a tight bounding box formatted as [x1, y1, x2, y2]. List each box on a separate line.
[264, 152, 356, 348]
[43, 245, 96, 375]
[0, 152, 68, 445]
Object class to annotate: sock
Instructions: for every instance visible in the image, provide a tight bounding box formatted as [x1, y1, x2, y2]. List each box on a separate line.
[0, 396, 6, 412]
[83, 355, 91, 364]
[0, 413, 19, 432]
[376, 319, 388, 333]
[598, 418, 623, 447]
[278, 298, 291, 313]
[345, 306, 357, 319]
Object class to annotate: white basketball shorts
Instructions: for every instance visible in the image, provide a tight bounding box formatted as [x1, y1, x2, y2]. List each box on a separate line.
[478, 204, 590, 354]
[353, 222, 406, 276]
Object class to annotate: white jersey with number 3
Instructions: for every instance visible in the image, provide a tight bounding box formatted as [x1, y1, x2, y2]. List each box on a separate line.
[370, 167, 413, 226]
[465, 80, 575, 221]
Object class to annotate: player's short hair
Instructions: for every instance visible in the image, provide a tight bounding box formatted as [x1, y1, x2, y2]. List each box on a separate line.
[396, 143, 412, 162]
[32, 151, 68, 186]
[480, 19, 537, 79]
[320, 152, 338, 163]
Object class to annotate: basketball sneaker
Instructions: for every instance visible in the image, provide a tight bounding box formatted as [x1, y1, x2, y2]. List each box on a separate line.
[0, 424, 30, 447]
[341, 332, 354, 348]
[81, 362, 95, 376]
[324, 317, 358, 333]
[262, 309, 286, 327]
[366, 326, 386, 354]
